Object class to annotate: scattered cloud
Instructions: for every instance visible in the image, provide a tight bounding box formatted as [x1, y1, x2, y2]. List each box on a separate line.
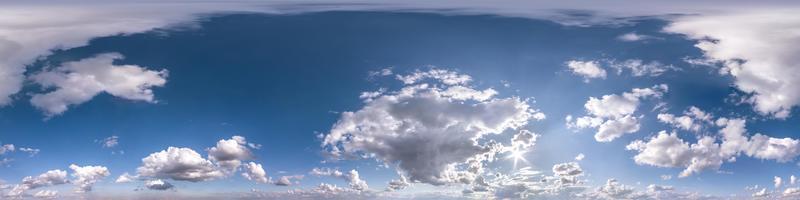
[144, 179, 174, 191]
[566, 60, 607, 82]
[69, 164, 110, 193]
[32, 190, 58, 199]
[617, 32, 660, 42]
[567, 84, 668, 142]
[6, 169, 68, 197]
[310, 168, 368, 191]
[29, 53, 167, 117]
[628, 115, 800, 177]
[98, 136, 119, 148]
[241, 162, 269, 184]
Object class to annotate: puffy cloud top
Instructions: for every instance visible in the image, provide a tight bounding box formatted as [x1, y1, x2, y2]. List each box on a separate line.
[322, 69, 542, 185]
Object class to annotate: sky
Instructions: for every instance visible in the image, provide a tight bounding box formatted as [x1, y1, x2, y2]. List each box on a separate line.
[1, 1, 800, 199]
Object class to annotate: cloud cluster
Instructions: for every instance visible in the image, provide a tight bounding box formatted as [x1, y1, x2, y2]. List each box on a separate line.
[6, 169, 68, 197]
[566, 59, 676, 82]
[322, 69, 543, 186]
[310, 168, 369, 191]
[567, 84, 668, 142]
[241, 162, 269, 184]
[628, 114, 800, 177]
[657, 106, 713, 133]
[666, 9, 800, 118]
[29, 53, 167, 117]
[125, 135, 277, 191]
[69, 164, 110, 193]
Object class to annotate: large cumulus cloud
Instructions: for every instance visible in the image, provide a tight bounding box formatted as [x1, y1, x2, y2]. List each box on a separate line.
[321, 69, 543, 185]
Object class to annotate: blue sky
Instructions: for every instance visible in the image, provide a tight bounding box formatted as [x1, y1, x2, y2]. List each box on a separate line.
[1, 1, 800, 199]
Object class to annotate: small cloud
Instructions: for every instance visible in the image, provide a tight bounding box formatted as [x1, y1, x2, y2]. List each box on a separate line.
[617, 32, 660, 42]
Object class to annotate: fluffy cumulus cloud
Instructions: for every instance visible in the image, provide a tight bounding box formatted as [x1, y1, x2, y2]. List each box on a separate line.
[144, 179, 174, 191]
[322, 69, 543, 186]
[567, 84, 668, 142]
[29, 53, 167, 117]
[135, 135, 260, 184]
[274, 175, 304, 186]
[628, 115, 800, 177]
[566, 60, 607, 82]
[241, 162, 269, 184]
[657, 106, 713, 133]
[310, 168, 368, 191]
[69, 164, 110, 193]
[208, 135, 253, 172]
[32, 190, 58, 199]
[666, 9, 800, 118]
[462, 162, 588, 199]
[136, 147, 224, 182]
[6, 169, 68, 197]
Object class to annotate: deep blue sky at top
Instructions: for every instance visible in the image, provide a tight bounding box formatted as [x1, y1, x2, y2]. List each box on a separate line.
[0, 11, 795, 194]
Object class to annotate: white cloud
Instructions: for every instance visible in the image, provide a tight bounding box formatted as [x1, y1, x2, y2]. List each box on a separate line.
[463, 162, 588, 199]
[617, 32, 659, 42]
[395, 68, 472, 85]
[575, 153, 585, 161]
[792, 175, 797, 185]
[309, 168, 368, 191]
[657, 106, 713, 133]
[386, 175, 410, 191]
[114, 173, 136, 183]
[567, 84, 667, 142]
[566, 60, 607, 82]
[19, 147, 39, 157]
[32, 190, 57, 199]
[753, 188, 768, 197]
[610, 59, 677, 77]
[208, 136, 253, 172]
[785, 187, 800, 197]
[274, 175, 303, 186]
[137, 147, 224, 182]
[0, 144, 14, 155]
[592, 179, 637, 199]
[241, 162, 269, 184]
[666, 9, 800, 118]
[322, 69, 542, 185]
[0, 2, 271, 108]
[144, 179, 174, 191]
[29, 53, 167, 117]
[98, 136, 119, 148]
[6, 169, 68, 197]
[69, 164, 110, 193]
[776, 176, 784, 188]
[628, 116, 800, 177]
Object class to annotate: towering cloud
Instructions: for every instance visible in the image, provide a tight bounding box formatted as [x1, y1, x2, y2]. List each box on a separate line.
[322, 69, 543, 185]
[667, 10, 800, 118]
[69, 164, 110, 193]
